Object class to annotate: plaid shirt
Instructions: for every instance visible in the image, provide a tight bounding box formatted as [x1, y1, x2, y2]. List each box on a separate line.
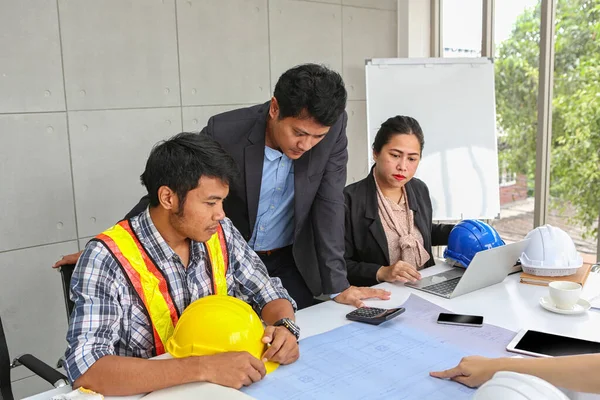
[63, 208, 295, 383]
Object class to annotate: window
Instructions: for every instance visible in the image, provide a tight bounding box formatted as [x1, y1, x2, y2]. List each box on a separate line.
[442, 0, 483, 57]
[490, 0, 541, 243]
[548, 0, 598, 263]
[440, 0, 599, 257]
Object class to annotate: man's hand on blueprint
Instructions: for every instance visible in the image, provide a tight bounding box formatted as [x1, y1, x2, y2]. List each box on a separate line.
[376, 260, 421, 283]
[199, 352, 266, 389]
[262, 326, 300, 365]
[429, 356, 497, 387]
[334, 286, 392, 308]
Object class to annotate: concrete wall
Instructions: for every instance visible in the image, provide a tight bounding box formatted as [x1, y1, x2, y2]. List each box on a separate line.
[0, 0, 432, 396]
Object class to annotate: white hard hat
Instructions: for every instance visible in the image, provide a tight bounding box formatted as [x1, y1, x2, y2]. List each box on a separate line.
[519, 224, 582, 276]
[473, 371, 569, 400]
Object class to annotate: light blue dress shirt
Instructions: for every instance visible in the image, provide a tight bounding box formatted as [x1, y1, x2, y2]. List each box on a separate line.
[249, 146, 295, 251]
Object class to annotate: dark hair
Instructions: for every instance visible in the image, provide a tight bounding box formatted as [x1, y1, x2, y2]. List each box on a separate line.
[372, 116, 425, 155]
[273, 63, 347, 127]
[141, 132, 238, 208]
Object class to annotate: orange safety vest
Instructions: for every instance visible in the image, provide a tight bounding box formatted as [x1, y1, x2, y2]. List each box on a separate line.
[95, 220, 229, 355]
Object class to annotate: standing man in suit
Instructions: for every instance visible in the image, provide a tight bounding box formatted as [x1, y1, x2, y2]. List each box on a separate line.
[54, 64, 390, 309]
[197, 64, 389, 309]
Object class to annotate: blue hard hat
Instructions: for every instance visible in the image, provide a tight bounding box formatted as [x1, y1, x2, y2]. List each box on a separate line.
[443, 219, 505, 268]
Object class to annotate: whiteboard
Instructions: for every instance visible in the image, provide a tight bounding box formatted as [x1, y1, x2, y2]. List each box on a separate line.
[365, 58, 500, 220]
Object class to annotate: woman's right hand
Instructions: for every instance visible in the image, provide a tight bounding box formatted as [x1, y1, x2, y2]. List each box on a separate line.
[376, 260, 421, 283]
[53, 251, 83, 268]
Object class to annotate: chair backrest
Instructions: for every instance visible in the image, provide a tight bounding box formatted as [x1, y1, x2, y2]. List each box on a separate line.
[58, 264, 76, 321]
[0, 316, 14, 400]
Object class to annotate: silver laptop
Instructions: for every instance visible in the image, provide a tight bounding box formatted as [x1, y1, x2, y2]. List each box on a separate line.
[405, 240, 528, 299]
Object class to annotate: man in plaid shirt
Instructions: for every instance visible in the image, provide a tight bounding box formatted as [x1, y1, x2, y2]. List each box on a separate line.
[64, 132, 298, 396]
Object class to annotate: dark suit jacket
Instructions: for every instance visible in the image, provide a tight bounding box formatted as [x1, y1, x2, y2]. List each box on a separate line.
[343, 171, 454, 287]
[127, 103, 350, 296]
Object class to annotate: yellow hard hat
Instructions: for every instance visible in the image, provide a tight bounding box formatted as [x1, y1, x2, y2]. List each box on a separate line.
[166, 295, 279, 374]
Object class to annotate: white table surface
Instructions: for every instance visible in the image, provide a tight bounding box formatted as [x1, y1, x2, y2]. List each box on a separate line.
[25, 262, 600, 400]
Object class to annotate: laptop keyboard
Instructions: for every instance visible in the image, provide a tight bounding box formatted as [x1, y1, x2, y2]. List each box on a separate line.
[424, 277, 461, 296]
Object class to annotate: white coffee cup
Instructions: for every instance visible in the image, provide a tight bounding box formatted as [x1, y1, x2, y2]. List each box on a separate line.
[549, 281, 582, 310]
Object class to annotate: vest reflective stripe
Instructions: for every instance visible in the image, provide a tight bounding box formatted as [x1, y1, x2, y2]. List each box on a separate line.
[96, 221, 178, 355]
[205, 224, 229, 295]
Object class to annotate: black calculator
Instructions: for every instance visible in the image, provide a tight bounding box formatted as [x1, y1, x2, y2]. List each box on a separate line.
[345, 307, 405, 325]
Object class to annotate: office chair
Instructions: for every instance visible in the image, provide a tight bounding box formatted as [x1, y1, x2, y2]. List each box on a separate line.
[0, 316, 69, 400]
[0, 263, 77, 399]
[58, 264, 76, 321]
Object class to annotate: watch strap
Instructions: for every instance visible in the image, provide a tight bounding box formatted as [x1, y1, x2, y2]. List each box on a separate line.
[274, 318, 300, 340]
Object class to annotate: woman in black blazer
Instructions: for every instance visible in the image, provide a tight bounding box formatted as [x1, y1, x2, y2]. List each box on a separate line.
[344, 116, 454, 287]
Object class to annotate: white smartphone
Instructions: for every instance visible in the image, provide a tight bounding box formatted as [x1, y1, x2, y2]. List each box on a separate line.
[506, 329, 600, 358]
[436, 312, 483, 327]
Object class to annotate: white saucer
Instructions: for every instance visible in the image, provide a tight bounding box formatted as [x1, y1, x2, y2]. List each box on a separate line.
[539, 296, 591, 315]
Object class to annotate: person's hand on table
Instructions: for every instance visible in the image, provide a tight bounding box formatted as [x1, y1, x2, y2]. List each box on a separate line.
[430, 356, 499, 387]
[261, 325, 299, 365]
[333, 286, 391, 308]
[198, 352, 266, 389]
[376, 260, 421, 283]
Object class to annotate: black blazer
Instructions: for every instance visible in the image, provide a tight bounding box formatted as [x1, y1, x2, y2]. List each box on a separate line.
[128, 103, 350, 296]
[344, 171, 454, 287]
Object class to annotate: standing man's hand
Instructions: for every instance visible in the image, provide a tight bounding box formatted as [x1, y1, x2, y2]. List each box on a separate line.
[261, 326, 300, 365]
[53, 251, 83, 268]
[376, 261, 421, 283]
[333, 286, 391, 308]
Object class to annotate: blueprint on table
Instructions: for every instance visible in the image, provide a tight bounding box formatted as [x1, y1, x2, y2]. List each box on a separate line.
[242, 294, 516, 400]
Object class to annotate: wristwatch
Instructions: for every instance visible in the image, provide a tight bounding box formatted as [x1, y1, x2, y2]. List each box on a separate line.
[273, 318, 300, 341]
